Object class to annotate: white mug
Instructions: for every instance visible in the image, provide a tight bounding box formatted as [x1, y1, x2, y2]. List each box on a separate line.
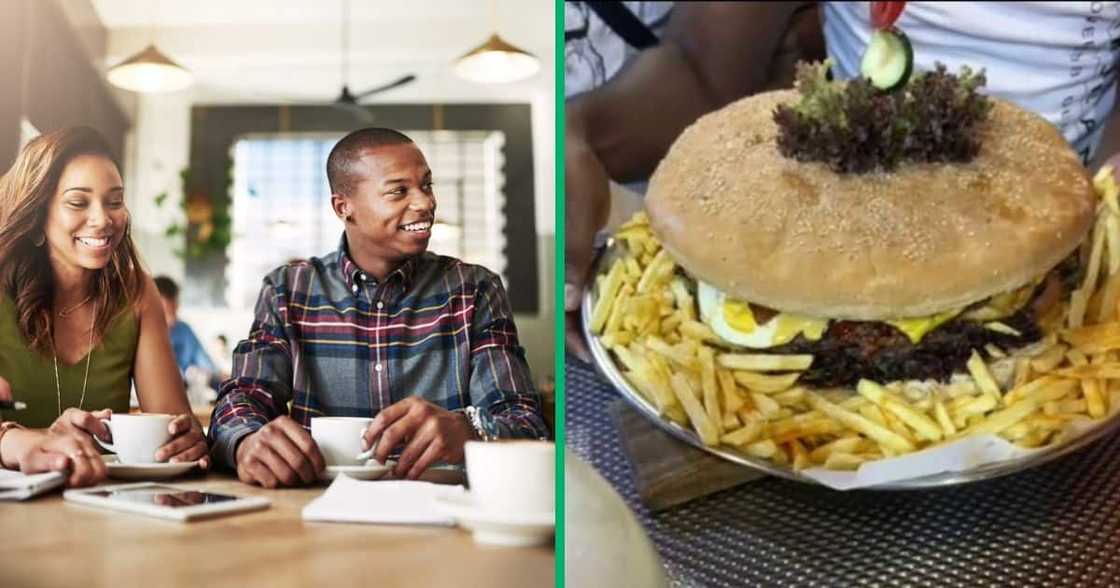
[94, 413, 174, 464]
[311, 417, 373, 466]
[465, 440, 555, 516]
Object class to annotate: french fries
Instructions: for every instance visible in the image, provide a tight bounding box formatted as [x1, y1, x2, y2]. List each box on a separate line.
[670, 372, 719, 446]
[966, 351, 1003, 405]
[733, 371, 801, 393]
[857, 380, 943, 442]
[592, 173, 1120, 473]
[698, 346, 722, 436]
[809, 392, 916, 453]
[717, 353, 813, 372]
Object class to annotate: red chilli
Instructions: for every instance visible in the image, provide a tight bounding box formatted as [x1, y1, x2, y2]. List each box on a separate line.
[870, 1, 906, 29]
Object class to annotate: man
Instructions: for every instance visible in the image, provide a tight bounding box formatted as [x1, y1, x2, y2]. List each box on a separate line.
[208, 128, 548, 487]
[154, 275, 220, 389]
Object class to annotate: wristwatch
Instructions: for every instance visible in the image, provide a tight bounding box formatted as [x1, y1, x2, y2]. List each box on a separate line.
[462, 406, 496, 441]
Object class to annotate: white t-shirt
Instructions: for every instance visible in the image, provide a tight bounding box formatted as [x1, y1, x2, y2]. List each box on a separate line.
[823, 1, 1120, 163]
[565, 1, 673, 97]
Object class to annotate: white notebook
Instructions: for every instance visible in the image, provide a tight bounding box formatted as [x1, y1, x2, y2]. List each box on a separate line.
[0, 469, 65, 501]
[302, 475, 465, 526]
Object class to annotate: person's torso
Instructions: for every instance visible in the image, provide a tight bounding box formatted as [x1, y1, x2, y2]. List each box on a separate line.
[276, 250, 501, 423]
[824, 1, 1120, 163]
[0, 295, 139, 427]
[170, 320, 205, 372]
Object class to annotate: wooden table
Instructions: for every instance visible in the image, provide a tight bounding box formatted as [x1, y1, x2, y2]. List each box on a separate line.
[0, 469, 554, 588]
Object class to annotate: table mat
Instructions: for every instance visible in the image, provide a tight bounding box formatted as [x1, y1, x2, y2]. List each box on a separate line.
[609, 399, 766, 512]
[566, 354, 1120, 588]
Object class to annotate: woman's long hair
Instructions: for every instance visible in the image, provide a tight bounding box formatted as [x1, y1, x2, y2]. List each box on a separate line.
[0, 126, 145, 355]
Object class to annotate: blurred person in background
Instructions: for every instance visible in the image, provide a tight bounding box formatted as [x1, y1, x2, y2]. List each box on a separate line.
[154, 275, 224, 398]
[208, 127, 549, 487]
[564, 1, 1120, 357]
[0, 127, 208, 468]
[208, 334, 233, 378]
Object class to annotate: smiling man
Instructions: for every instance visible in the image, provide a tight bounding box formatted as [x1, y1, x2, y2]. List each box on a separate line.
[208, 128, 548, 487]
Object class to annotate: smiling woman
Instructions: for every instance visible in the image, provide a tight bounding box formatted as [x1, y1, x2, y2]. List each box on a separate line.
[0, 129, 142, 360]
[0, 127, 209, 485]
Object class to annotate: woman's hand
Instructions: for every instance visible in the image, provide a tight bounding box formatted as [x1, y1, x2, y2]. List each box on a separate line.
[4, 429, 107, 487]
[154, 414, 209, 469]
[48, 408, 113, 442]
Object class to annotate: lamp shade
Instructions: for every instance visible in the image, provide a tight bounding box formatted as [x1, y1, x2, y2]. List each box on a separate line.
[107, 44, 193, 93]
[453, 33, 540, 84]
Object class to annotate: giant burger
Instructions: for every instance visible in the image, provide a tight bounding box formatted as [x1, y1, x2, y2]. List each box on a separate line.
[644, 62, 1096, 392]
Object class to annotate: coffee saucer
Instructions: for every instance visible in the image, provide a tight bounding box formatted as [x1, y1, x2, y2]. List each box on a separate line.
[101, 455, 200, 480]
[434, 493, 554, 547]
[320, 460, 393, 481]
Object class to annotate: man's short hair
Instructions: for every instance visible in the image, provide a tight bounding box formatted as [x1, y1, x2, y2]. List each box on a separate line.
[154, 275, 179, 301]
[326, 127, 415, 196]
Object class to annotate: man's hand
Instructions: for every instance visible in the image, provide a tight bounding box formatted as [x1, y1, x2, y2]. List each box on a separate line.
[49, 408, 112, 442]
[235, 416, 325, 488]
[362, 398, 479, 480]
[154, 414, 210, 470]
[564, 110, 612, 362]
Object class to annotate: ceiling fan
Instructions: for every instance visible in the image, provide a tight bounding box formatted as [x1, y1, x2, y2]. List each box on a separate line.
[327, 0, 418, 121]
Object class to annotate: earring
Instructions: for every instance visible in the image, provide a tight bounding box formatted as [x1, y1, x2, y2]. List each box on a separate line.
[33, 234, 45, 247]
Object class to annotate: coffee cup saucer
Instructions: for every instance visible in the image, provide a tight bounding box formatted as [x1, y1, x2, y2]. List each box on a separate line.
[320, 460, 394, 481]
[101, 455, 200, 480]
[434, 492, 554, 547]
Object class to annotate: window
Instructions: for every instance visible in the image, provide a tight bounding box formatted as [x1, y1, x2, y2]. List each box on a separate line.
[227, 131, 507, 309]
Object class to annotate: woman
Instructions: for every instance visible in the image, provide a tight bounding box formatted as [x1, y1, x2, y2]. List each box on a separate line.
[0, 126, 207, 474]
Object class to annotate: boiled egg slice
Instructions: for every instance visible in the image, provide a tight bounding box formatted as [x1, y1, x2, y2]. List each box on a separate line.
[696, 281, 829, 349]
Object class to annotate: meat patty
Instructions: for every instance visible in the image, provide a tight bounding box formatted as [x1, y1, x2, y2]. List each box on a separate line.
[777, 309, 1041, 387]
[762, 256, 1079, 387]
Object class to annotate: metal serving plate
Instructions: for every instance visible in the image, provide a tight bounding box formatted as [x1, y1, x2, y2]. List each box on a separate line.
[581, 239, 1120, 490]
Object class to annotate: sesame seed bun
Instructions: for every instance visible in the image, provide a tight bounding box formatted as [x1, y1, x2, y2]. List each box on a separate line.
[645, 90, 1096, 320]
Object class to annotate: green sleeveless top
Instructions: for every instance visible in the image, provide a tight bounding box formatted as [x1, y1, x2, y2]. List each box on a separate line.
[0, 295, 138, 428]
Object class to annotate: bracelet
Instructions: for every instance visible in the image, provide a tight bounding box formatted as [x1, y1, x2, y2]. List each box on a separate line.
[0, 421, 26, 469]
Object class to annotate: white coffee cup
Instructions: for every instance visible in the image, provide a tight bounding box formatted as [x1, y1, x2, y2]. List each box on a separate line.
[465, 440, 554, 516]
[311, 417, 373, 466]
[94, 413, 174, 464]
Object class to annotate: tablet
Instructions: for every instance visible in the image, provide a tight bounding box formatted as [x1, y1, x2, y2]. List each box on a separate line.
[64, 482, 271, 522]
[0, 470, 65, 501]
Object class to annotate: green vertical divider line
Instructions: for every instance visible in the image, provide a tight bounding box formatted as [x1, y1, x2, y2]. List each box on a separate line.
[554, 0, 566, 584]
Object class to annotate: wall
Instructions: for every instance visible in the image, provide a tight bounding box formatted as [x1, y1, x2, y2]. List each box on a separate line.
[127, 93, 191, 284]
[0, 0, 130, 169]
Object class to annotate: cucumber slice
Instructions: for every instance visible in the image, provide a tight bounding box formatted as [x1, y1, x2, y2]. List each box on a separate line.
[860, 28, 913, 91]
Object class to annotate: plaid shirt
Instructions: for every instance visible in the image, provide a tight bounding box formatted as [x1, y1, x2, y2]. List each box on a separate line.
[208, 236, 549, 469]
